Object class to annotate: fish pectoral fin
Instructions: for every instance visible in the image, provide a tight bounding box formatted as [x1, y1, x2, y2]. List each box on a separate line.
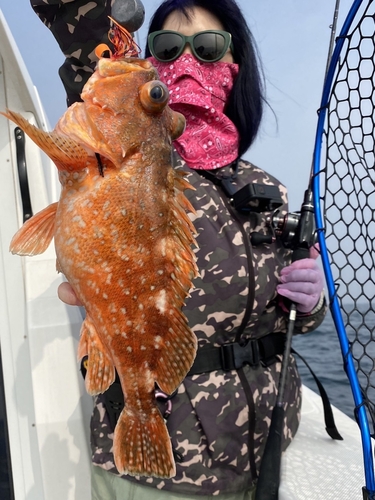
[113, 406, 176, 478]
[1, 110, 88, 169]
[78, 317, 115, 396]
[10, 202, 58, 255]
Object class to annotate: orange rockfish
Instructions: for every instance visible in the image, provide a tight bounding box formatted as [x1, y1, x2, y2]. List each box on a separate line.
[2, 55, 198, 478]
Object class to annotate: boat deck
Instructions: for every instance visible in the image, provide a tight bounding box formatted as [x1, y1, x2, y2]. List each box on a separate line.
[281, 384, 364, 499]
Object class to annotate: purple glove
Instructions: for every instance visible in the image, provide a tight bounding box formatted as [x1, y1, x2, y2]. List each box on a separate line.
[277, 258, 324, 313]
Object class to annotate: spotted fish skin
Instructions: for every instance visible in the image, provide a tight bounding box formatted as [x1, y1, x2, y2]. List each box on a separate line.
[3, 56, 197, 479]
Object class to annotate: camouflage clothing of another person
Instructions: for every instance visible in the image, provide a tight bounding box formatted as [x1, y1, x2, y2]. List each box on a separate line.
[30, 0, 113, 106]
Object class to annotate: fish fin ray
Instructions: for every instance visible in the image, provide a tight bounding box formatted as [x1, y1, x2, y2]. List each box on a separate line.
[78, 317, 115, 395]
[113, 407, 176, 478]
[1, 110, 88, 168]
[153, 311, 197, 395]
[10, 202, 58, 255]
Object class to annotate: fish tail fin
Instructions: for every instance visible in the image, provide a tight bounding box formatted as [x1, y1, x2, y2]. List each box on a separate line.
[1, 110, 88, 169]
[10, 202, 58, 255]
[113, 407, 176, 478]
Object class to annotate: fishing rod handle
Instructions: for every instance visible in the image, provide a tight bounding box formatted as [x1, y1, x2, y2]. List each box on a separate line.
[254, 405, 285, 500]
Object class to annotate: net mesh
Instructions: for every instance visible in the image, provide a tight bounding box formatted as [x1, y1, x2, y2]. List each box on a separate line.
[319, 0, 375, 428]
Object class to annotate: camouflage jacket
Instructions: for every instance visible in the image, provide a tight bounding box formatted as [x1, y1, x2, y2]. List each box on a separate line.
[90, 153, 326, 495]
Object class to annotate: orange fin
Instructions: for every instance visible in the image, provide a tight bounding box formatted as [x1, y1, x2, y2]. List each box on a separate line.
[10, 202, 58, 255]
[113, 406, 176, 478]
[78, 316, 115, 396]
[153, 310, 197, 395]
[1, 110, 88, 169]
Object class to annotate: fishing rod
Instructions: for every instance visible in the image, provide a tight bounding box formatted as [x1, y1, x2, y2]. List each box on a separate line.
[312, 0, 375, 497]
[255, 2, 344, 499]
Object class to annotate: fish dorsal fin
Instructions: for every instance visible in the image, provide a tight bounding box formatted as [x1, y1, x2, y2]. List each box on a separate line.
[1, 110, 88, 169]
[10, 202, 58, 256]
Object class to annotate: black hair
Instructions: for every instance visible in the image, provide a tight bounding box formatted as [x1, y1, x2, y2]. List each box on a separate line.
[145, 0, 266, 156]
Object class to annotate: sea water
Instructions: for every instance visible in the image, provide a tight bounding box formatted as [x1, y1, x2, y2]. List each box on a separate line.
[293, 306, 374, 420]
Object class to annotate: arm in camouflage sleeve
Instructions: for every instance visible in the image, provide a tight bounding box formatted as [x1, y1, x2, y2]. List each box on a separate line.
[30, 0, 112, 106]
[293, 292, 327, 334]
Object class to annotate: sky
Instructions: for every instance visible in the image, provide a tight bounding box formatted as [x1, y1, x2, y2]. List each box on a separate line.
[0, 0, 354, 210]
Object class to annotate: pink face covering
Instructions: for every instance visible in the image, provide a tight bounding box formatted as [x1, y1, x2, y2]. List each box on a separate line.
[149, 54, 240, 170]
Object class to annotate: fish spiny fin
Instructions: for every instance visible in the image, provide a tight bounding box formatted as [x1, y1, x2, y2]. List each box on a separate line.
[149, 171, 198, 394]
[1, 110, 88, 169]
[10, 202, 58, 255]
[78, 316, 115, 395]
[113, 407, 176, 478]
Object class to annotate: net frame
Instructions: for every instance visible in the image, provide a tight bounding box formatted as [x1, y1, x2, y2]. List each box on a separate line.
[312, 0, 375, 495]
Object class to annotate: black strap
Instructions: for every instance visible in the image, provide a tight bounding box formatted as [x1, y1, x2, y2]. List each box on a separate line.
[81, 337, 342, 442]
[188, 333, 286, 375]
[15, 127, 33, 223]
[292, 348, 343, 440]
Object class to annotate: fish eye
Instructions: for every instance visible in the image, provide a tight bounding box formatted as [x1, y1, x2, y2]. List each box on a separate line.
[150, 84, 165, 101]
[140, 81, 170, 112]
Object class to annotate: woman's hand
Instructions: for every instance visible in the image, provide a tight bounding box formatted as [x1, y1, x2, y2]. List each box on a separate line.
[277, 258, 324, 313]
[58, 282, 83, 306]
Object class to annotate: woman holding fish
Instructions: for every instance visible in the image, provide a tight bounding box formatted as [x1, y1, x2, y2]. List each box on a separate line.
[28, 0, 327, 498]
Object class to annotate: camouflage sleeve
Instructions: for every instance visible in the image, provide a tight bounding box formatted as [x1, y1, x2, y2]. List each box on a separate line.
[293, 293, 327, 334]
[30, 0, 112, 106]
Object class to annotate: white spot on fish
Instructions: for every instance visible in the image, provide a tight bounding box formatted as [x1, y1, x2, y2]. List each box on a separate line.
[120, 308, 127, 314]
[103, 293, 108, 299]
[121, 208, 127, 216]
[159, 238, 167, 257]
[72, 215, 86, 228]
[155, 290, 166, 314]
[127, 346, 132, 352]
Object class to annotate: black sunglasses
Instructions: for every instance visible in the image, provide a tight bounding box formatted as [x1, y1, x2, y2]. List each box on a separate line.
[148, 29, 233, 63]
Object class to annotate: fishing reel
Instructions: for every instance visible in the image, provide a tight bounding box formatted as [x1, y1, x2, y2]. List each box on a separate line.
[250, 209, 302, 248]
[250, 189, 316, 252]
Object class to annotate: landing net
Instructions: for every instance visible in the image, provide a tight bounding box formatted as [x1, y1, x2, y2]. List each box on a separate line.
[316, 0, 375, 430]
